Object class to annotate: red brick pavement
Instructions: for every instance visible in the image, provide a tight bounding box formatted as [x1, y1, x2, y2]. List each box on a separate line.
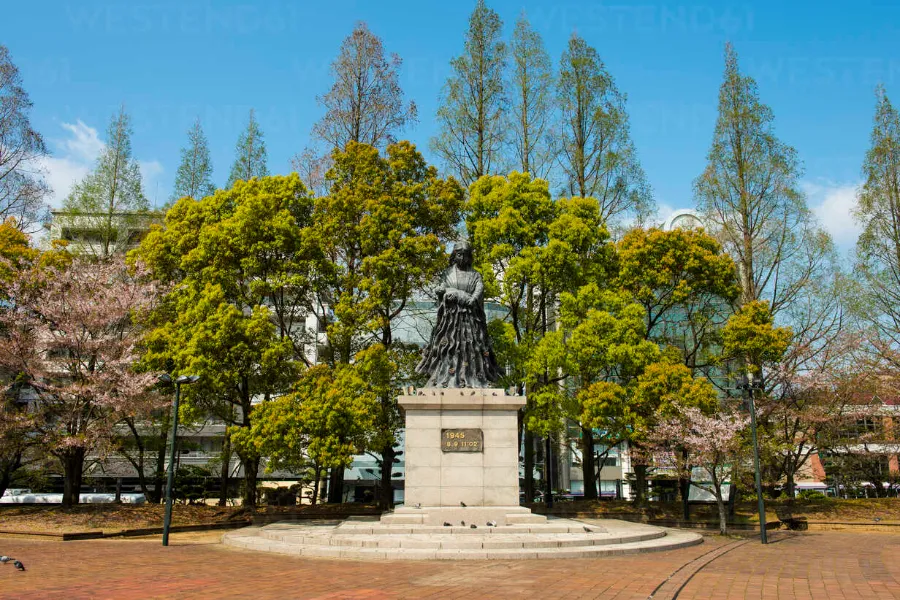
[0, 531, 896, 599]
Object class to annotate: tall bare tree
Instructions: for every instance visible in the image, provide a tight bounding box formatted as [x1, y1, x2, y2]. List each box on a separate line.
[62, 107, 149, 258]
[170, 118, 214, 203]
[227, 109, 268, 188]
[556, 33, 652, 226]
[694, 43, 831, 314]
[508, 13, 554, 180]
[313, 22, 416, 151]
[290, 146, 332, 197]
[854, 86, 900, 368]
[431, 0, 507, 187]
[0, 45, 50, 233]
[696, 44, 843, 496]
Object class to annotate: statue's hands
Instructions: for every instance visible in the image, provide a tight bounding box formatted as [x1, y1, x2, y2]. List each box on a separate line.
[444, 288, 473, 306]
[444, 288, 463, 302]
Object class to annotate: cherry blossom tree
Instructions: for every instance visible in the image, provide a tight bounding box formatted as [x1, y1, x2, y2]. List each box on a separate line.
[653, 405, 748, 535]
[0, 257, 163, 505]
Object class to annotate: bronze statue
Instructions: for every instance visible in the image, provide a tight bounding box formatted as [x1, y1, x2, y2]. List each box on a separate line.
[416, 241, 501, 388]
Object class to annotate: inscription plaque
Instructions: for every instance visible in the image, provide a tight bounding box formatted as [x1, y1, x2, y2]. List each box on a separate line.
[441, 428, 483, 452]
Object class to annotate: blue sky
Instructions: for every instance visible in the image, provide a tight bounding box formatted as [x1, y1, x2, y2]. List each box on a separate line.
[5, 0, 900, 252]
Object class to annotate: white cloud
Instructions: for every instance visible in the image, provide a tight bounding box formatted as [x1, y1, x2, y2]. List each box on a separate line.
[803, 180, 862, 248]
[37, 120, 164, 209]
[38, 120, 103, 208]
[58, 120, 104, 163]
[654, 202, 677, 227]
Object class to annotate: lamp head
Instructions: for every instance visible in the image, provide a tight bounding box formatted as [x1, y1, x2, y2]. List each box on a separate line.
[175, 375, 200, 385]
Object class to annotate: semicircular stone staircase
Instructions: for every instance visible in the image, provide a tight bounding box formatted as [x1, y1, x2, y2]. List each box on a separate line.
[223, 517, 703, 560]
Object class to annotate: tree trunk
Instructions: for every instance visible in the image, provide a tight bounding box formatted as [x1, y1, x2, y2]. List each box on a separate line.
[544, 435, 553, 508]
[0, 454, 22, 501]
[581, 427, 598, 501]
[633, 463, 648, 508]
[123, 419, 151, 502]
[728, 481, 738, 518]
[785, 468, 796, 499]
[311, 465, 320, 506]
[151, 416, 169, 504]
[679, 448, 691, 520]
[715, 483, 728, 535]
[523, 429, 535, 503]
[242, 456, 259, 508]
[328, 466, 345, 503]
[378, 443, 395, 510]
[61, 449, 86, 507]
[218, 432, 232, 507]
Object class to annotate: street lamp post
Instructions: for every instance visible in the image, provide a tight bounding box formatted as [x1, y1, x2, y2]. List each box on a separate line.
[739, 372, 768, 544]
[159, 374, 199, 547]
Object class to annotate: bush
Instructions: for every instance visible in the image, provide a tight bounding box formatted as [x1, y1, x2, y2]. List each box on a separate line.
[174, 465, 213, 504]
[263, 487, 297, 506]
[797, 489, 827, 501]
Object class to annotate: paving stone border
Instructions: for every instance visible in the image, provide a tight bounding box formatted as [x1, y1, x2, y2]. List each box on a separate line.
[224, 517, 703, 560]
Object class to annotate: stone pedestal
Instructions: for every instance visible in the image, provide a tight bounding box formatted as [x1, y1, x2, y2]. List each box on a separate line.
[382, 388, 545, 526]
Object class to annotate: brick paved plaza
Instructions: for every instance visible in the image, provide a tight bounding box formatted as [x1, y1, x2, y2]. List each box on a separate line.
[0, 530, 898, 599]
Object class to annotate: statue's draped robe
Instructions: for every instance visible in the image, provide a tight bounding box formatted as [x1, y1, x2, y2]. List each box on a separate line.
[416, 265, 501, 388]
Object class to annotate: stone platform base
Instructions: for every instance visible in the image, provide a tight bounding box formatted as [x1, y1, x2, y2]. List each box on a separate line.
[380, 505, 545, 526]
[223, 518, 703, 560]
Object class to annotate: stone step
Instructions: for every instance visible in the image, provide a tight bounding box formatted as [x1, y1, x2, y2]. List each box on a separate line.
[380, 506, 547, 527]
[328, 523, 606, 536]
[224, 526, 702, 560]
[505, 513, 549, 525]
[270, 531, 666, 550]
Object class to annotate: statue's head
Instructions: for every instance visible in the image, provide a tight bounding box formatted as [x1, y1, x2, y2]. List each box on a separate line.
[449, 241, 474, 269]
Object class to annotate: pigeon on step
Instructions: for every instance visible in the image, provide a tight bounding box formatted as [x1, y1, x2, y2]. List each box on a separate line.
[443, 522, 452, 526]
[583, 526, 592, 532]
[414, 503, 421, 509]
[460, 501, 466, 507]
[461, 520, 465, 526]
[470, 524, 477, 529]
[13, 560, 24, 571]
[486, 520, 497, 527]
[0, 556, 10, 563]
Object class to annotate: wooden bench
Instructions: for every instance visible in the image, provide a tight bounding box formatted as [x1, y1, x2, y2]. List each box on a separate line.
[774, 505, 808, 530]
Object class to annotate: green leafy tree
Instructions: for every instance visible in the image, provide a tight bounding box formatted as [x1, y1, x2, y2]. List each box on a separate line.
[311, 141, 463, 505]
[617, 227, 739, 379]
[313, 22, 416, 151]
[170, 118, 214, 203]
[227, 109, 268, 188]
[616, 226, 739, 513]
[527, 285, 661, 502]
[508, 13, 554, 180]
[556, 33, 653, 226]
[431, 0, 507, 186]
[466, 171, 557, 498]
[63, 107, 149, 257]
[722, 300, 792, 375]
[231, 361, 379, 505]
[134, 175, 316, 507]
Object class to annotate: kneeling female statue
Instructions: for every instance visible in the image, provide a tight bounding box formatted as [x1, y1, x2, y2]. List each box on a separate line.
[415, 241, 501, 388]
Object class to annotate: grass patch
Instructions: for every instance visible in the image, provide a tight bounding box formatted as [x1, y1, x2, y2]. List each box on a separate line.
[0, 504, 248, 534]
